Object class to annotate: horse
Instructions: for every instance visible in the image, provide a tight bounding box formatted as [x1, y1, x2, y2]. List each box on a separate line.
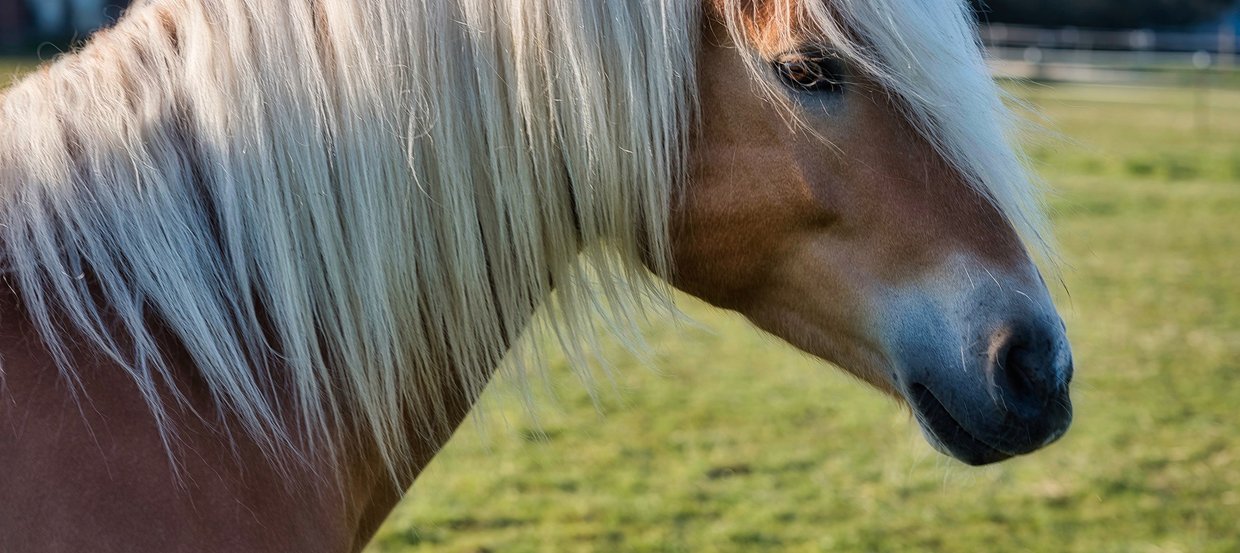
[0, 0, 1074, 551]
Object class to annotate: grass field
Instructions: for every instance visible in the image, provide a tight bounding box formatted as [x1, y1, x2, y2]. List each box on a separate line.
[3, 56, 1235, 551]
[365, 81, 1240, 552]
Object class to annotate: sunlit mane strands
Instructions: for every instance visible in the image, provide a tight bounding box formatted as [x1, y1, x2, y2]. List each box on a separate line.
[0, 0, 1047, 476]
[0, 0, 699, 472]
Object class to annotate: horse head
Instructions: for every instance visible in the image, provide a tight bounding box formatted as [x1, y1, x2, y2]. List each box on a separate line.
[669, 1, 1073, 465]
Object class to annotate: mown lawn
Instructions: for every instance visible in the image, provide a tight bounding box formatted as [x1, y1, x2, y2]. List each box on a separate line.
[0, 59, 37, 86]
[369, 82, 1240, 552]
[4, 53, 1235, 551]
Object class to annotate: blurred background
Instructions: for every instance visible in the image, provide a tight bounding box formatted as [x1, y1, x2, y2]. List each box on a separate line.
[3, 1, 1238, 551]
[0, 0, 126, 53]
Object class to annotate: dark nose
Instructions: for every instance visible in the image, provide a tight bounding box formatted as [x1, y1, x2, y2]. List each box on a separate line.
[989, 321, 1074, 453]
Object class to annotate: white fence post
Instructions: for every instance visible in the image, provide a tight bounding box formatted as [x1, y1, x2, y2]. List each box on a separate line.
[1221, 23, 1236, 68]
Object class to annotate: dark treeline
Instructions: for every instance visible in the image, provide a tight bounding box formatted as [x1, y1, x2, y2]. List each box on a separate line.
[0, 0, 131, 54]
[971, 0, 1236, 29]
[0, 1, 1234, 54]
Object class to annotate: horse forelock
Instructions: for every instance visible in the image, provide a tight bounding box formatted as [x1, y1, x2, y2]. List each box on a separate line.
[713, 0, 1053, 261]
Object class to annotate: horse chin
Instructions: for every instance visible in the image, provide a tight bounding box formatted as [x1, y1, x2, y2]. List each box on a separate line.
[900, 376, 1074, 466]
[906, 383, 1015, 466]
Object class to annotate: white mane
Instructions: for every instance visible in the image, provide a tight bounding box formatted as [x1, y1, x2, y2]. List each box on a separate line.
[0, 0, 1045, 473]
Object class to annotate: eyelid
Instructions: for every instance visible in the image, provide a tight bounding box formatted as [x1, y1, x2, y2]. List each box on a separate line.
[774, 47, 841, 64]
[773, 48, 847, 93]
[773, 50, 845, 78]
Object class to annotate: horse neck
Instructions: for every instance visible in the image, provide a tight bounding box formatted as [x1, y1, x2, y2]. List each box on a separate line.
[0, 0, 686, 538]
[0, 269, 479, 553]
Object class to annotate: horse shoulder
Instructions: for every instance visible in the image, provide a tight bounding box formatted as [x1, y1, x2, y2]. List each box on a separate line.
[0, 285, 378, 553]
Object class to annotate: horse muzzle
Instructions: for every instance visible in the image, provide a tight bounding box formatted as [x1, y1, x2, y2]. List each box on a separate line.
[893, 312, 1074, 466]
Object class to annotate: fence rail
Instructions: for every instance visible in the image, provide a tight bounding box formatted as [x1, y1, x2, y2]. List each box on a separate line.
[981, 24, 1237, 55]
[981, 24, 1240, 86]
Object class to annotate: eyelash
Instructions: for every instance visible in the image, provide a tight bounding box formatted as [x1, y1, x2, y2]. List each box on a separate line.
[773, 51, 846, 94]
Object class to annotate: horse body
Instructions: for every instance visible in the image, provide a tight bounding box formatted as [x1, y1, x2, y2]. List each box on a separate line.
[0, 0, 1072, 551]
[0, 288, 392, 551]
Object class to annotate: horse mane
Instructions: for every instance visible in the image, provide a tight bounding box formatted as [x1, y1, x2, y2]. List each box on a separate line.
[0, 0, 1046, 475]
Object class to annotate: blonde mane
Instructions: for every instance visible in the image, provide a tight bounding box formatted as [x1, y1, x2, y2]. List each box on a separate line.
[0, 0, 1045, 473]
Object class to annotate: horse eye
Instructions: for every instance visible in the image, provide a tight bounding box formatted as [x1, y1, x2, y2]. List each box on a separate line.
[773, 51, 846, 94]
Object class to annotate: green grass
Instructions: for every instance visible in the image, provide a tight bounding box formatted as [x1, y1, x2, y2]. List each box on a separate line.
[4, 54, 1234, 551]
[369, 81, 1240, 552]
[0, 59, 38, 87]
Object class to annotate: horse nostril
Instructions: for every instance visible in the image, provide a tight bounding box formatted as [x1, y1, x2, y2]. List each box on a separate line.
[993, 324, 1069, 417]
[1002, 342, 1042, 399]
